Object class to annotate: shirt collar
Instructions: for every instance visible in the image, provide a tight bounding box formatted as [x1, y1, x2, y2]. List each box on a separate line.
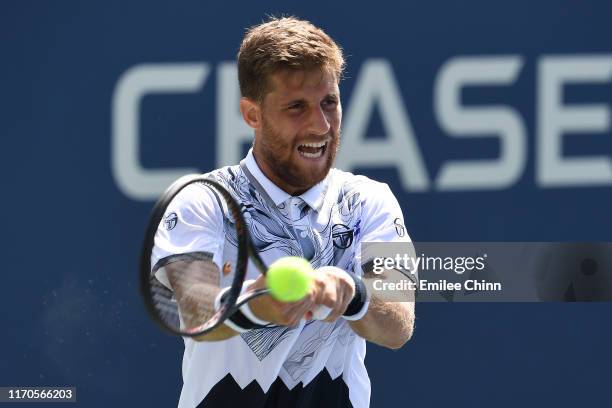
[242, 148, 328, 212]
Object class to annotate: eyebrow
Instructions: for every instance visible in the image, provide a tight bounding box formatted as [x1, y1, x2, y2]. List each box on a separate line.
[282, 93, 339, 106]
[283, 98, 306, 106]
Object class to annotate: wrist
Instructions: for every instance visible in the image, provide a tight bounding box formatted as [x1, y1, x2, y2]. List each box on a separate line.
[214, 280, 273, 333]
[342, 272, 370, 321]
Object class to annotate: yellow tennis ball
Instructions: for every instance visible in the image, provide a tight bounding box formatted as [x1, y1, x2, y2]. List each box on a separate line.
[267, 257, 313, 302]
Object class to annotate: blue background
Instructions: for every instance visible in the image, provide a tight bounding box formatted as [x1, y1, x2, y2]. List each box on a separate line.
[2, 1, 611, 406]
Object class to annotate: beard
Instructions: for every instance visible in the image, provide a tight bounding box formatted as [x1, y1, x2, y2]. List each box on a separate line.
[255, 116, 340, 194]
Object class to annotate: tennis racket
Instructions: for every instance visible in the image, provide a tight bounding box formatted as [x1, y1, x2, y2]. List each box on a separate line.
[140, 174, 329, 337]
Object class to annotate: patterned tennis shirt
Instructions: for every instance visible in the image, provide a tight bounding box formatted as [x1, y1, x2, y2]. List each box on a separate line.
[152, 149, 412, 408]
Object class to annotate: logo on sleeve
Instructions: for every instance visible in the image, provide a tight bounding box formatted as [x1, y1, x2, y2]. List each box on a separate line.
[332, 224, 354, 249]
[393, 218, 405, 237]
[164, 212, 178, 230]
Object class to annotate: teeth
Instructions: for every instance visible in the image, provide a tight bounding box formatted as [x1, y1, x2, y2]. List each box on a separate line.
[300, 150, 324, 158]
[299, 141, 326, 148]
[297, 140, 327, 159]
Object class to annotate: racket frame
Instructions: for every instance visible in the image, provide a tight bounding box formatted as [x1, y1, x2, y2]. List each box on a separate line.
[140, 174, 271, 337]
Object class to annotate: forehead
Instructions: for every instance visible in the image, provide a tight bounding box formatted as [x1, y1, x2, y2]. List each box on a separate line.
[265, 68, 339, 101]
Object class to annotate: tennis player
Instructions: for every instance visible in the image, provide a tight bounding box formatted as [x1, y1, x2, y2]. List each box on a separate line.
[152, 17, 415, 408]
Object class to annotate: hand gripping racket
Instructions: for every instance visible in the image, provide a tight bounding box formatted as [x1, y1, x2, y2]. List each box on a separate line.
[140, 174, 330, 337]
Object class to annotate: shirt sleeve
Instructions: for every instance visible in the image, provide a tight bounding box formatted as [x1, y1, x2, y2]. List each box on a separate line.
[354, 181, 417, 284]
[359, 182, 411, 244]
[151, 182, 225, 289]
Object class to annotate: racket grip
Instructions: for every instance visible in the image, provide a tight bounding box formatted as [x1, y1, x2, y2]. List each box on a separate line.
[312, 305, 332, 320]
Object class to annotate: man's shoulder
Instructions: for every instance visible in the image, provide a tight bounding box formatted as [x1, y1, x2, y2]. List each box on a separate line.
[203, 164, 249, 191]
[170, 164, 247, 209]
[205, 163, 243, 179]
[329, 168, 392, 197]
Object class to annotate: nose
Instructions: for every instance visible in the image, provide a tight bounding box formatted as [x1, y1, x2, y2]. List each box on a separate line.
[309, 107, 331, 136]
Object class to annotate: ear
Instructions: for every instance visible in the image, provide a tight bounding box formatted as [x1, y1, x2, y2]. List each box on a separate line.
[239, 97, 262, 129]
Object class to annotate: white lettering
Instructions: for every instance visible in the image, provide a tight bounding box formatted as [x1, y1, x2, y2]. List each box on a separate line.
[337, 59, 430, 191]
[435, 56, 526, 190]
[112, 63, 209, 200]
[538, 56, 612, 186]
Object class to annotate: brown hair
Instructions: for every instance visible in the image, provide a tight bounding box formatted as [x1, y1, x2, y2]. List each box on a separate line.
[237, 17, 345, 102]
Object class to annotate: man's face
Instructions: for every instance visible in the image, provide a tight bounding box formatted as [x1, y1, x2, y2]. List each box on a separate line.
[251, 68, 341, 195]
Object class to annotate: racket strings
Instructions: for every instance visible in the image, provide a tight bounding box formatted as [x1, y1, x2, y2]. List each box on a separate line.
[149, 279, 181, 328]
[151, 257, 224, 332]
[143, 176, 250, 336]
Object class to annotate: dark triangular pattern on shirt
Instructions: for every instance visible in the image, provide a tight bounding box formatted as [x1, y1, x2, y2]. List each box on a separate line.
[241, 326, 297, 361]
[197, 368, 352, 408]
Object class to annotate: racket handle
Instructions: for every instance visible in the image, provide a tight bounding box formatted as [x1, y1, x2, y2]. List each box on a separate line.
[312, 305, 332, 320]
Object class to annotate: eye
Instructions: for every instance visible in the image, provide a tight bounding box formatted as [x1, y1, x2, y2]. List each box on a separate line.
[322, 97, 338, 110]
[287, 101, 305, 111]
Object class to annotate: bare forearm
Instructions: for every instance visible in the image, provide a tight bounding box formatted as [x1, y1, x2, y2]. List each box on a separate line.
[348, 298, 414, 349]
[166, 262, 240, 342]
[175, 284, 241, 342]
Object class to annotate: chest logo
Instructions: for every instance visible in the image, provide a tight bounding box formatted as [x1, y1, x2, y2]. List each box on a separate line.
[164, 212, 178, 230]
[332, 224, 354, 249]
[394, 217, 405, 237]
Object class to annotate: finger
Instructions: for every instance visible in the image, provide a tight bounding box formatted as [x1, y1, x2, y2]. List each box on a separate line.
[311, 285, 327, 307]
[284, 298, 314, 326]
[324, 300, 345, 322]
[323, 310, 343, 323]
[323, 289, 345, 323]
[341, 285, 354, 312]
[282, 297, 313, 313]
[287, 302, 313, 326]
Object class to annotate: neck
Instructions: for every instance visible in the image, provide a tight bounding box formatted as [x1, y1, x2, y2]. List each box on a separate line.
[252, 151, 308, 196]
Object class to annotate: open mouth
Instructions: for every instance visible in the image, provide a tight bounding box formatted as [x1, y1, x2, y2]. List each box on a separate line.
[297, 141, 328, 159]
